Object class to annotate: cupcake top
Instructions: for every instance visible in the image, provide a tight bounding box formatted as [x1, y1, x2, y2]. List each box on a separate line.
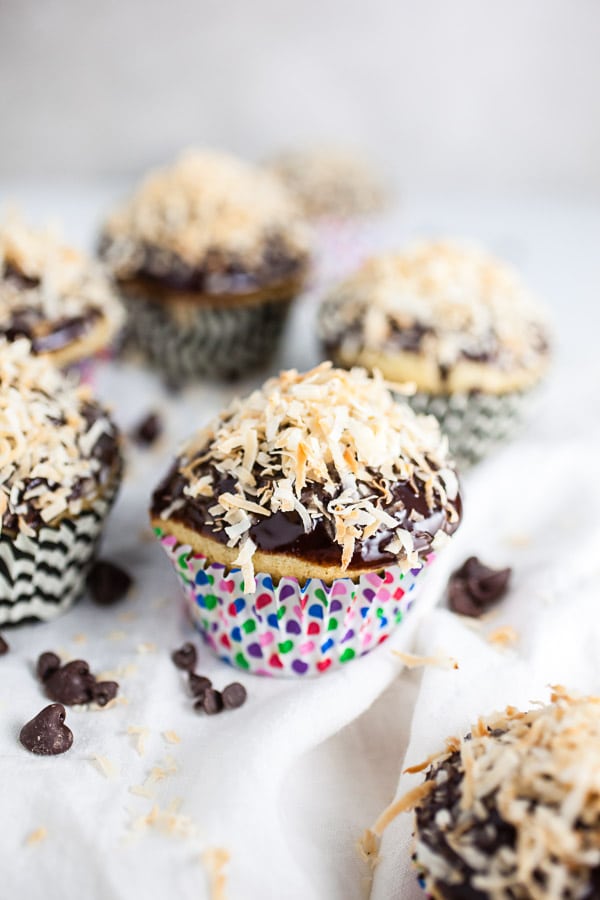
[320, 240, 550, 393]
[100, 150, 311, 295]
[152, 362, 461, 589]
[0, 339, 121, 536]
[0, 216, 124, 363]
[407, 689, 600, 899]
[267, 147, 386, 219]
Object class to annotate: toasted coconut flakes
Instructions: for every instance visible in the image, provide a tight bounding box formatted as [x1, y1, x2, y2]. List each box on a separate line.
[163, 731, 181, 745]
[72, 633, 87, 645]
[128, 726, 150, 757]
[108, 630, 126, 642]
[168, 364, 458, 587]
[137, 642, 157, 655]
[379, 691, 600, 899]
[319, 240, 549, 376]
[393, 650, 459, 670]
[201, 847, 230, 900]
[0, 339, 119, 535]
[25, 826, 47, 846]
[0, 214, 124, 338]
[487, 625, 519, 649]
[93, 755, 119, 780]
[129, 784, 155, 799]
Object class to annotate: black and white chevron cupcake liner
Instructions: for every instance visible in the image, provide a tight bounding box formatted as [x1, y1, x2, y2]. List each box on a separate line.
[406, 390, 529, 468]
[123, 294, 293, 383]
[0, 486, 118, 625]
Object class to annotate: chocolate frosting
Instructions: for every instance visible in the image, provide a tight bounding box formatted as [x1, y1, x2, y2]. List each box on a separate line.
[151, 460, 461, 571]
[1, 265, 105, 354]
[99, 234, 308, 298]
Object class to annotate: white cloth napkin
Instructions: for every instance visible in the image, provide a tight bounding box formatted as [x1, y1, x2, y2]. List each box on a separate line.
[2, 190, 599, 900]
[371, 420, 600, 899]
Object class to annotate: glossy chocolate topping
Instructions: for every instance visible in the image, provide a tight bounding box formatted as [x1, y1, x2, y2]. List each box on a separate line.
[100, 234, 308, 298]
[1, 265, 105, 354]
[151, 460, 461, 570]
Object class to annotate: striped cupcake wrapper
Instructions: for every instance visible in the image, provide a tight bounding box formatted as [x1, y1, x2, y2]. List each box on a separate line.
[157, 528, 435, 677]
[406, 390, 529, 468]
[122, 293, 294, 383]
[0, 483, 119, 625]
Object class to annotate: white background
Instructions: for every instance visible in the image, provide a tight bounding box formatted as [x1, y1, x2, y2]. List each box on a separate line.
[1, 0, 599, 195]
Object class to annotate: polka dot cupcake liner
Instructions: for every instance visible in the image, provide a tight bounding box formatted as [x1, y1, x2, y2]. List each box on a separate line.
[157, 528, 435, 677]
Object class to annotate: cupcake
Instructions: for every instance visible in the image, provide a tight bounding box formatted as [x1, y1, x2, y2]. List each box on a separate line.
[380, 688, 600, 899]
[0, 339, 122, 624]
[0, 215, 124, 369]
[151, 363, 462, 676]
[99, 149, 311, 383]
[267, 147, 386, 220]
[319, 240, 550, 466]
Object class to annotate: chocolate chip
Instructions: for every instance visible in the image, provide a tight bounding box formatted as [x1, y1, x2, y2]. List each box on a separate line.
[37, 651, 61, 682]
[0, 634, 9, 655]
[131, 412, 163, 446]
[93, 681, 119, 707]
[20, 703, 73, 755]
[172, 642, 197, 672]
[448, 557, 512, 618]
[195, 688, 223, 715]
[86, 559, 133, 606]
[189, 673, 212, 698]
[45, 660, 96, 705]
[222, 682, 247, 710]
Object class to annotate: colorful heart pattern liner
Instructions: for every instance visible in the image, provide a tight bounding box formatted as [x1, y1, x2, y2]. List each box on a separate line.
[157, 528, 435, 677]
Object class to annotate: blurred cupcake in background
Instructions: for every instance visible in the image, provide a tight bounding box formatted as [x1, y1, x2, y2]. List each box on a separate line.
[318, 240, 550, 467]
[267, 146, 389, 286]
[0, 339, 122, 624]
[0, 214, 124, 371]
[151, 363, 462, 677]
[99, 149, 311, 384]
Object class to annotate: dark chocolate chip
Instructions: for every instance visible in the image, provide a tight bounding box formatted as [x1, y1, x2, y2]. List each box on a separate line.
[20, 703, 73, 755]
[448, 557, 512, 618]
[92, 681, 119, 707]
[189, 673, 212, 698]
[131, 412, 163, 446]
[45, 660, 96, 706]
[37, 651, 61, 682]
[86, 559, 133, 606]
[221, 682, 247, 710]
[0, 634, 9, 655]
[172, 642, 197, 672]
[196, 688, 223, 715]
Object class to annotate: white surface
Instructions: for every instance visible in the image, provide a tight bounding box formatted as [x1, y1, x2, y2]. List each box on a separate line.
[0, 189, 599, 900]
[1, 1, 600, 196]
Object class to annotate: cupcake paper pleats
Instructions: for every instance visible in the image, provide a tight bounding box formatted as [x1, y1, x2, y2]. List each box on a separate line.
[0, 484, 119, 625]
[406, 390, 529, 468]
[121, 291, 293, 383]
[157, 528, 434, 677]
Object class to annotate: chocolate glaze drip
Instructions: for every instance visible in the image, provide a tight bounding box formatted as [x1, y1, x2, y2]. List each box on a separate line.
[99, 234, 308, 297]
[323, 315, 549, 382]
[1, 261, 105, 354]
[3, 307, 103, 354]
[415, 747, 600, 899]
[151, 460, 461, 570]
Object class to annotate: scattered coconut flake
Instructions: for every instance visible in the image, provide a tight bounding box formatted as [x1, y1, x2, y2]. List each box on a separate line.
[93, 755, 119, 780]
[162, 731, 181, 745]
[487, 625, 519, 649]
[201, 847, 230, 900]
[393, 650, 459, 670]
[137, 642, 157, 655]
[25, 826, 47, 846]
[128, 726, 150, 757]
